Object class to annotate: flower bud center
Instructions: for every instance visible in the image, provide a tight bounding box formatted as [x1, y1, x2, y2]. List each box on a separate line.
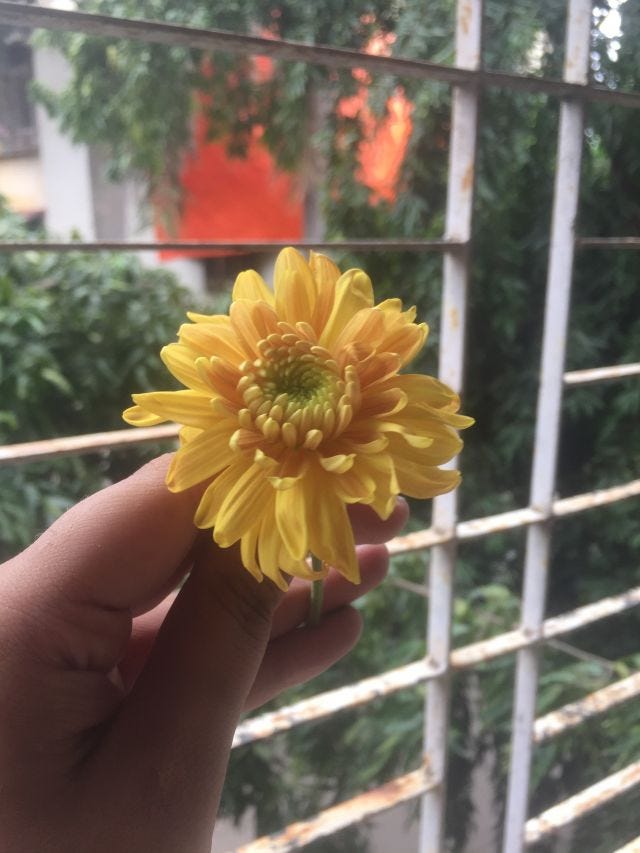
[234, 332, 359, 449]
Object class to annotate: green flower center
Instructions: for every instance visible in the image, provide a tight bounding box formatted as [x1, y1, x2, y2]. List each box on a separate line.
[262, 357, 334, 408]
[235, 331, 359, 449]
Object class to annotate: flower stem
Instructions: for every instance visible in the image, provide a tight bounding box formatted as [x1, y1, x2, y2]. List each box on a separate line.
[309, 554, 324, 627]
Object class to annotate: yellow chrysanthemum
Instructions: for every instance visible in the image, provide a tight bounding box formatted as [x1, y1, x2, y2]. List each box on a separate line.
[123, 248, 472, 590]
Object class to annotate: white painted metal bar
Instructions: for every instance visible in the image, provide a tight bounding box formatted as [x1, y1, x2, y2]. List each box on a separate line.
[419, 3, 482, 850]
[3, 0, 640, 107]
[232, 584, 640, 750]
[502, 3, 591, 850]
[534, 671, 640, 743]
[553, 478, 640, 516]
[232, 659, 440, 748]
[0, 238, 461, 254]
[564, 362, 640, 385]
[524, 761, 640, 845]
[0, 425, 179, 466]
[577, 237, 640, 248]
[237, 767, 433, 853]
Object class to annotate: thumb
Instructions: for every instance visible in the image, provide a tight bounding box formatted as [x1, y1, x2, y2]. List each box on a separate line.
[88, 538, 283, 853]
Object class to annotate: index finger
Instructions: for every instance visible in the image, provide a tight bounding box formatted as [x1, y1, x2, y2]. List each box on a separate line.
[12, 455, 200, 612]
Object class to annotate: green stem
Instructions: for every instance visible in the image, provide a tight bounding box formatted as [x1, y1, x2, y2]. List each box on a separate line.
[309, 554, 324, 627]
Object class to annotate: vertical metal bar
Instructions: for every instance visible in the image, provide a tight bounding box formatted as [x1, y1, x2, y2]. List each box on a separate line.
[501, 2, 591, 850]
[419, 2, 482, 850]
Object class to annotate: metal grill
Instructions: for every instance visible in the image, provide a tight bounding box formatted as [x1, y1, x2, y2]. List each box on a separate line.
[1, 1, 639, 850]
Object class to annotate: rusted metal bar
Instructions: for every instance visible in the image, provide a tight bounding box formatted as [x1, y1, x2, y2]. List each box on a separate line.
[232, 659, 438, 748]
[553, 479, 640, 516]
[576, 237, 640, 249]
[0, 238, 462, 254]
[564, 363, 640, 385]
[534, 672, 640, 744]
[543, 586, 640, 640]
[524, 761, 640, 844]
[3, 1, 640, 108]
[236, 767, 433, 853]
[232, 586, 640, 750]
[452, 585, 640, 667]
[503, 3, 591, 849]
[457, 506, 544, 539]
[0, 425, 179, 466]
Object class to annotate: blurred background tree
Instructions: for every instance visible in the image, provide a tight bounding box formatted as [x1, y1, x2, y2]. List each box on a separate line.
[3, 0, 640, 849]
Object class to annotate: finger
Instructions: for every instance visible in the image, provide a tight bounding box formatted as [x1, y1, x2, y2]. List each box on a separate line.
[118, 544, 388, 691]
[87, 540, 283, 852]
[12, 455, 201, 613]
[349, 497, 409, 544]
[245, 607, 362, 711]
[271, 544, 388, 638]
[118, 593, 178, 692]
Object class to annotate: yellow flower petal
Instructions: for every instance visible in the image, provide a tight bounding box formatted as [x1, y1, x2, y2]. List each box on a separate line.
[394, 461, 461, 499]
[240, 522, 264, 582]
[306, 476, 360, 583]
[229, 299, 279, 356]
[309, 250, 341, 332]
[393, 374, 459, 408]
[319, 453, 356, 474]
[386, 430, 462, 469]
[232, 269, 275, 305]
[186, 311, 229, 324]
[179, 425, 202, 445]
[130, 390, 216, 428]
[274, 247, 315, 325]
[160, 344, 211, 392]
[361, 453, 399, 519]
[178, 321, 247, 365]
[194, 466, 238, 529]
[166, 422, 238, 492]
[215, 463, 275, 547]
[275, 481, 308, 561]
[258, 511, 288, 590]
[122, 405, 166, 427]
[320, 268, 374, 350]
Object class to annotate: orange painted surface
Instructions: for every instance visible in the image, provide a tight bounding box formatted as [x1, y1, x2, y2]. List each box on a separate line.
[156, 29, 412, 259]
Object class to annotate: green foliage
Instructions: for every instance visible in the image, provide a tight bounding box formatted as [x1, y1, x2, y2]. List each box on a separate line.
[0, 198, 191, 557]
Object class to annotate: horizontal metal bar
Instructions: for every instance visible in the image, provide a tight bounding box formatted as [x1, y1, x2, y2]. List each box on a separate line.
[534, 672, 640, 743]
[0, 238, 462, 254]
[233, 584, 640, 749]
[232, 659, 438, 748]
[236, 767, 432, 853]
[387, 480, 640, 557]
[2, 2, 640, 108]
[543, 586, 640, 640]
[564, 363, 640, 385]
[447, 585, 640, 670]
[553, 479, 640, 517]
[0, 425, 179, 466]
[576, 237, 640, 249]
[524, 760, 640, 844]
[3, 430, 638, 522]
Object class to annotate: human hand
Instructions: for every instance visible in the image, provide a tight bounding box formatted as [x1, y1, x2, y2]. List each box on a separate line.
[0, 455, 407, 852]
